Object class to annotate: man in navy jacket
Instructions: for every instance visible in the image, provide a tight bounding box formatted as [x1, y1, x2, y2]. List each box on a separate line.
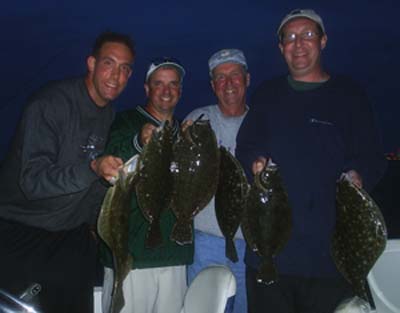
[236, 9, 386, 313]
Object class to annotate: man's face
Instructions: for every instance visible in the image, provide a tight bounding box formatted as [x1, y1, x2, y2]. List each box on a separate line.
[144, 67, 181, 117]
[211, 63, 249, 114]
[279, 18, 327, 80]
[86, 42, 134, 107]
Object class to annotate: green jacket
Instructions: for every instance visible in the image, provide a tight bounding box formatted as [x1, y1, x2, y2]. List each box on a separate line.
[99, 106, 193, 269]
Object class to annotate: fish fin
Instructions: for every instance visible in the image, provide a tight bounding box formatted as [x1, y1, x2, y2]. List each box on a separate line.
[111, 278, 125, 313]
[145, 219, 163, 248]
[256, 259, 278, 285]
[225, 238, 239, 263]
[170, 220, 193, 245]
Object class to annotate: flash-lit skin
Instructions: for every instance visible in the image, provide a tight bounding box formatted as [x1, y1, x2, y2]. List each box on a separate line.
[85, 42, 134, 108]
[140, 67, 182, 145]
[144, 67, 182, 122]
[279, 18, 329, 82]
[86, 41, 134, 180]
[211, 63, 250, 116]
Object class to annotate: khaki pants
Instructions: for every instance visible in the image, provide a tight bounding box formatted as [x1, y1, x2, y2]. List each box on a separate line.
[102, 265, 187, 313]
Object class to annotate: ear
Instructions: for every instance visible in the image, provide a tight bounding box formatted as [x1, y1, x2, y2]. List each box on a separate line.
[320, 34, 328, 50]
[87, 56, 96, 73]
[279, 43, 284, 54]
[144, 83, 150, 97]
[210, 80, 216, 93]
[246, 73, 251, 87]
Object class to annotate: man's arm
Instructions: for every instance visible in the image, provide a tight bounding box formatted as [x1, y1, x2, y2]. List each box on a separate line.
[343, 86, 387, 191]
[235, 94, 268, 181]
[19, 97, 121, 201]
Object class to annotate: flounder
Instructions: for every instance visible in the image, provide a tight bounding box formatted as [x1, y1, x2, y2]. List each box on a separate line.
[135, 122, 174, 248]
[332, 174, 387, 302]
[242, 161, 291, 284]
[97, 155, 138, 313]
[169, 119, 220, 245]
[215, 146, 249, 262]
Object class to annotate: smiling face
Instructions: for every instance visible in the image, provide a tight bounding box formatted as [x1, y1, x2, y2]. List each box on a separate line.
[144, 67, 182, 121]
[211, 63, 249, 116]
[86, 41, 134, 107]
[279, 18, 327, 81]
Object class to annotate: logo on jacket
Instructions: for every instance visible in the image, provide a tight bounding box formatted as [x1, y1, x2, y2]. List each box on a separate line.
[80, 134, 104, 160]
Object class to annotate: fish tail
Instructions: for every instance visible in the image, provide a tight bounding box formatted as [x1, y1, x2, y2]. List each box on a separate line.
[111, 281, 125, 313]
[225, 238, 239, 263]
[170, 220, 193, 245]
[145, 221, 163, 248]
[356, 280, 374, 308]
[256, 259, 278, 285]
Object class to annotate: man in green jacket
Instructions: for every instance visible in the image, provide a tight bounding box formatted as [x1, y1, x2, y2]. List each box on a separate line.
[100, 57, 193, 313]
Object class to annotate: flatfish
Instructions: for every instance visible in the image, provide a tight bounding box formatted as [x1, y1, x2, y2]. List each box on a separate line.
[97, 155, 138, 313]
[169, 119, 220, 245]
[215, 146, 249, 262]
[332, 174, 387, 302]
[242, 161, 291, 284]
[136, 121, 173, 248]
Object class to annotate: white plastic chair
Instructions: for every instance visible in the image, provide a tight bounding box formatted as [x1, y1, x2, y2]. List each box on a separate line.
[93, 286, 103, 313]
[367, 239, 400, 313]
[180, 265, 237, 313]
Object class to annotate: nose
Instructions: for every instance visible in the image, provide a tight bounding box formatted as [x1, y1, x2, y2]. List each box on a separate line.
[225, 76, 234, 87]
[111, 65, 121, 79]
[294, 36, 303, 47]
[162, 85, 171, 95]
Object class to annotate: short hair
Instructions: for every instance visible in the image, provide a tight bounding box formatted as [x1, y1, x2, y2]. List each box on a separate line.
[91, 31, 136, 58]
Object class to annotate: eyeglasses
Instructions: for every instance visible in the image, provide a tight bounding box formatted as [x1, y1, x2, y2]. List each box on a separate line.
[281, 30, 320, 44]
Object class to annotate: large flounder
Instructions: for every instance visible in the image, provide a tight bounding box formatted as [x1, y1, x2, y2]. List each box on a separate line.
[169, 119, 220, 245]
[97, 156, 138, 313]
[332, 174, 387, 302]
[215, 146, 249, 262]
[136, 122, 174, 248]
[242, 161, 291, 284]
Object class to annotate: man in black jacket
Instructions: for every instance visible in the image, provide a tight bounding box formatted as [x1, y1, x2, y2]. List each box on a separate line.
[0, 31, 135, 313]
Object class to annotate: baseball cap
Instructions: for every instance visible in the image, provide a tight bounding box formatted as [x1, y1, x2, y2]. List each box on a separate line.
[208, 49, 247, 76]
[277, 9, 325, 36]
[145, 57, 185, 82]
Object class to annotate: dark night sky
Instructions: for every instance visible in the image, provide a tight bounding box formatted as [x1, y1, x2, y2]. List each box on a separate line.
[1, 0, 399, 159]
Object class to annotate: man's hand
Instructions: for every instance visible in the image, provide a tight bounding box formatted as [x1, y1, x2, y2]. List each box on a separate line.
[141, 123, 157, 146]
[181, 119, 193, 132]
[90, 155, 123, 182]
[346, 169, 363, 189]
[252, 156, 268, 175]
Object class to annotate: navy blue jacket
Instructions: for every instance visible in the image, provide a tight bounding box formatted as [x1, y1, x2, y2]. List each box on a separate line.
[236, 75, 387, 277]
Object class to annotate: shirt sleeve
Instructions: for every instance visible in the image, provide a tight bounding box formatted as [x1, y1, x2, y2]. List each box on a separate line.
[19, 98, 98, 201]
[236, 94, 268, 181]
[342, 87, 387, 191]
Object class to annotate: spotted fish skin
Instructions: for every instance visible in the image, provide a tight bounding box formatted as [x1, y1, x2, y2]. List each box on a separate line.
[169, 119, 220, 245]
[97, 171, 136, 313]
[332, 175, 387, 302]
[215, 146, 249, 262]
[136, 122, 173, 248]
[242, 162, 291, 285]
